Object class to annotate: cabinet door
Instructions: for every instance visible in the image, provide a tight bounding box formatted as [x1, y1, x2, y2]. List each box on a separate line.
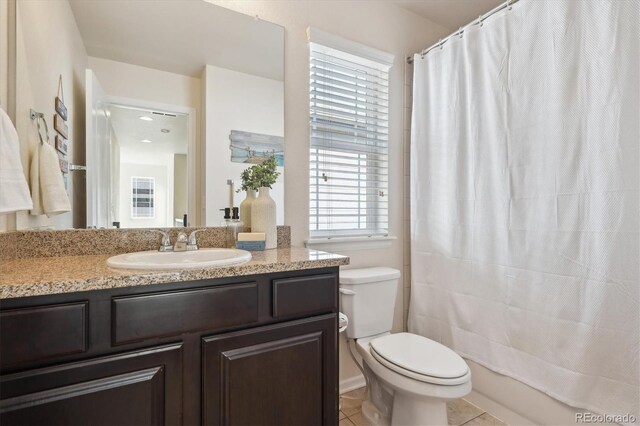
[202, 314, 338, 426]
[0, 343, 183, 426]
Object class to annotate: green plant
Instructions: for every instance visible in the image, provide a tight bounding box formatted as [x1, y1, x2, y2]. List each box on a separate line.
[252, 155, 280, 189]
[237, 155, 281, 192]
[238, 167, 257, 192]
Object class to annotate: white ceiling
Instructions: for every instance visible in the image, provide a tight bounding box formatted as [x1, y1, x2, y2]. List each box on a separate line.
[109, 105, 189, 156]
[68, 0, 284, 80]
[393, 0, 505, 30]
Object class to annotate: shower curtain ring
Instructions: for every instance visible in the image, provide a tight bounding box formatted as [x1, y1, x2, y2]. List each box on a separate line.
[478, 14, 484, 27]
[507, 0, 513, 10]
[439, 39, 443, 50]
[459, 27, 464, 38]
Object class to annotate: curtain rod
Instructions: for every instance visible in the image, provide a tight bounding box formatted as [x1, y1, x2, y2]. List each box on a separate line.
[407, 0, 520, 64]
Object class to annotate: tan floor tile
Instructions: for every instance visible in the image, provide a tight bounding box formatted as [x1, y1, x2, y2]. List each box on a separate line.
[339, 387, 504, 426]
[349, 411, 371, 426]
[341, 404, 361, 417]
[340, 387, 366, 417]
[462, 412, 505, 426]
[343, 387, 367, 399]
[447, 399, 485, 425]
[339, 417, 356, 426]
[340, 410, 347, 420]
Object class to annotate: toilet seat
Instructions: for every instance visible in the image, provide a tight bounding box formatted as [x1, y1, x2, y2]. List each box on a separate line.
[369, 333, 470, 386]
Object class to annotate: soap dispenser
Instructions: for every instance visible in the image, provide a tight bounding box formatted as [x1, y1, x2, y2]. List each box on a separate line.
[229, 207, 243, 247]
[221, 208, 243, 248]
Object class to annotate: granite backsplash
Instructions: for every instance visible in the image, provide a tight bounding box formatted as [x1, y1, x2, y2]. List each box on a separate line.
[0, 226, 290, 263]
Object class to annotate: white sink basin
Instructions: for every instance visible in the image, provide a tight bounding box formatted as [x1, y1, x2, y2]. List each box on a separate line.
[106, 248, 252, 270]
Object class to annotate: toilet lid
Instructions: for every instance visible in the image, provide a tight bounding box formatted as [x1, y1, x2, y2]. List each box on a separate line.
[370, 333, 469, 380]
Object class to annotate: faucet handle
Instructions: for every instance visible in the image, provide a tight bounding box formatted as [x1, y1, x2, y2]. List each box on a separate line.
[187, 229, 205, 250]
[152, 230, 172, 252]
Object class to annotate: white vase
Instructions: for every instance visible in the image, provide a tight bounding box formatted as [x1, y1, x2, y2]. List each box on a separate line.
[251, 186, 277, 249]
[239, 189, 256, 228]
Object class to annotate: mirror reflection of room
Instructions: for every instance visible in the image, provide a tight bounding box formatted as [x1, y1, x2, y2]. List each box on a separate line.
[108, 106, 188, 229]
[9, 0, 284, 230]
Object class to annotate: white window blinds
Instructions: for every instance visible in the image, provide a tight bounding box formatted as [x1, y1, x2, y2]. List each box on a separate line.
[309, 39, 392, 238]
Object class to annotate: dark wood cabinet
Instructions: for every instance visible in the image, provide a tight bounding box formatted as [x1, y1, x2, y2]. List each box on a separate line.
[0, 343, 183, 425]
[202, 315, 337, 426]
[0, 267, 340, 426]
[0, 302, 88, 367]
[112, 281, 260, 345]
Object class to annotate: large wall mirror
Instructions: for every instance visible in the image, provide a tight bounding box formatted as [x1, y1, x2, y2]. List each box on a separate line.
[14, 0, 284, 230]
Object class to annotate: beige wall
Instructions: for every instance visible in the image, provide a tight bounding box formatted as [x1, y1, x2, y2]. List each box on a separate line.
[12, 0, 87, 230]
[211, 0, 449, 390]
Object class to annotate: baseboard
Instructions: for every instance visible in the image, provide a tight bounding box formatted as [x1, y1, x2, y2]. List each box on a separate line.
[340, 374, 366, 395]
[465, 390, 534, 426]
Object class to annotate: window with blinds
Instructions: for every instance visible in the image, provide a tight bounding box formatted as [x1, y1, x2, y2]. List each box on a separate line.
[309, 41, 390, 238]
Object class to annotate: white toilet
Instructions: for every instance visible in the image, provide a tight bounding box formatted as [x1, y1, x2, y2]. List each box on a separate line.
[340, 267, 471, 426]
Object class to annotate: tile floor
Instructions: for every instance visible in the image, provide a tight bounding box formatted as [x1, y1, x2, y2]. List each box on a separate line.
[339, 388, 506, 426]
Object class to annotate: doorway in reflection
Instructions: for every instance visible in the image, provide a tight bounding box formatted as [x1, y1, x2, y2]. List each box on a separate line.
[108, 105, 189, 229]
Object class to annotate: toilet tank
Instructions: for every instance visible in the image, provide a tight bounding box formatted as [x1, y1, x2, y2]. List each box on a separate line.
[339, 267, 401, 339]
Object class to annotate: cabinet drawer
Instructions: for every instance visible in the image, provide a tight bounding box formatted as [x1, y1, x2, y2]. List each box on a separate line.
[0, 302, 88, 367]
[272, 274, 337, 319]
[0, 343, 183, 425]
[112, 282, 259, 345]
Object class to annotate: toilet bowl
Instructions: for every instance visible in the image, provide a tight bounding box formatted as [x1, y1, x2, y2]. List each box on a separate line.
[356, 333, 471, 425]
[340, 267, 471, 426]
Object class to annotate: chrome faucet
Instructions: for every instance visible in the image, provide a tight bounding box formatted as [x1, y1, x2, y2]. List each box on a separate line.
[152, 229, 205, 252]
[152, 230, 173, 252]
[173, 232, 188, 252]
[187, 229, 205, 251]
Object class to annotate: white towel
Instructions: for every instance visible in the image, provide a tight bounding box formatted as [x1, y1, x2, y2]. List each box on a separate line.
[29, 144, 42, 215]
[30, 137, 70, 217]
[0, 108, 33, 214]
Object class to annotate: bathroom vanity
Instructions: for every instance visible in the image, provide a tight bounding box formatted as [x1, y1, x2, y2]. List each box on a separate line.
[0, 237, 348, 426]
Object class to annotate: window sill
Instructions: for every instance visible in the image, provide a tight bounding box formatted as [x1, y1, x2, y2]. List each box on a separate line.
[305, 235, 397, 252]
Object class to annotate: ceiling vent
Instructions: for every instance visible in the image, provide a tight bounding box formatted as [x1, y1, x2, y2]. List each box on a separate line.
[151, 111, 177, 118]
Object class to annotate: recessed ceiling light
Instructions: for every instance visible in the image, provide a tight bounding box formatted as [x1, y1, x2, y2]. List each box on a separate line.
[161, 128, 170, 133]
[141, 139, 153, 143]
[139, 116, 153, 121]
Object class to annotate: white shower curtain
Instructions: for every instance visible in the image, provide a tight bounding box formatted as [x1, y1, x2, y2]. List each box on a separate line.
[409, 0, 639, 422]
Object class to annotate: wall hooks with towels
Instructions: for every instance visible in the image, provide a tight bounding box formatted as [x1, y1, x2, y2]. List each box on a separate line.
[30, 108, 84, 172]
[30, 108, 50, 146]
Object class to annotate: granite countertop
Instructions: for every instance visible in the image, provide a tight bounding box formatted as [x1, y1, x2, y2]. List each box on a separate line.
[0, 247, 349, 299]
